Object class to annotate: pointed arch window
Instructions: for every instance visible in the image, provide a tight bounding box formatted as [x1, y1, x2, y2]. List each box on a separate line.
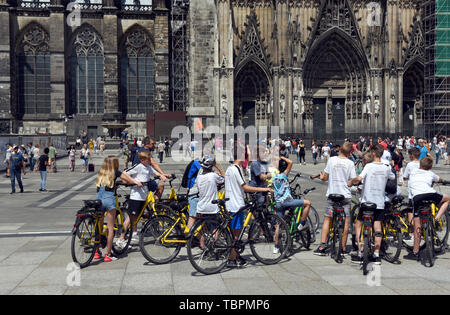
[120, 28, 155, 114]
[17, 24, 51, 114]
[70, 27, 104, 114]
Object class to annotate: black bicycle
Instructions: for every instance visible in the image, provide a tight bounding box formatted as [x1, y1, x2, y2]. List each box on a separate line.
[326, 194, 348, 264]
[185, 194, 291, 275]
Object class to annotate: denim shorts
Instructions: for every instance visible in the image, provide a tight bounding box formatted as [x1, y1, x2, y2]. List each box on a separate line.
[81, 157, 89, 166]
[275, 199, 305, 218]
[96, 186, 116, 212]
[188, 196, 199, 217]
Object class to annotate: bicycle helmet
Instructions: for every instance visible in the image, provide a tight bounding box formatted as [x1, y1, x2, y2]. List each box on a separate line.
[200, 154, 215, 169]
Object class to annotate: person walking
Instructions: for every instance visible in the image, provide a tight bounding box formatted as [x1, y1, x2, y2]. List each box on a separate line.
[158, 141, 165, 163]
[32, 144, 40, 171]
[36, 147, 49, 191]
[68, 145, 76, 172]
[9, 146, 25, 194]
[79, 144, 91, 173]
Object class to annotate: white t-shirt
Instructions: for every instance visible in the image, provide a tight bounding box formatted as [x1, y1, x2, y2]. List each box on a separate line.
[408, 168, 440, 198]
[323, 156, 356, 199]
[381, 150, 392, 166]
[225, 165, 246, 213]
[322, 146, 331, 157]
[403, 160, 420, 199]
[196, 171, 225, 214]
[125, 163, 155, 201]
[359, 162, 395, 210]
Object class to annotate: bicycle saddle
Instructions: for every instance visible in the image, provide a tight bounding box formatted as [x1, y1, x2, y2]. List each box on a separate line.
[361, 202, 377, 212]
[83, 200, 102, 210]
[391, 195, 404, 205]
[328, 194, 345, 203]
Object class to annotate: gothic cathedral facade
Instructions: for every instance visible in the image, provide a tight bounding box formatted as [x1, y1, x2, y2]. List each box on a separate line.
[188, 0, 425, 139]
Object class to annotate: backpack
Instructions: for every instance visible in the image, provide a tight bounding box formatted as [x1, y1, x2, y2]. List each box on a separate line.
[181, 160, 202, 189]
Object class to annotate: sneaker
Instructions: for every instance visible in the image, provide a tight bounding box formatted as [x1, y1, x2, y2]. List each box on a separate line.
[351, 254, 363, 264]
[94, 250, 102, 260]
[237, 256, 248, 267]
[373, 255, 381, 265]
[227, 259, 238, 268]
[403, 251, 420, 261]
[313, 246, 327, 256]
[104, 254, 118, 262]
[297, 221, 309, 232]
[115, 239, 128, 250]
[273, 245, 280, 254]
[404, 236, 415, 247]
[131, 234, 139, 245]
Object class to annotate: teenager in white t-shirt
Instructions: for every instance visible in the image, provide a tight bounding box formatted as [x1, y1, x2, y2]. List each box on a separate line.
[118, 150, 165, 247]
[348, 144, 395, 264]
[225, 144, 272, 267]
[196, 155, 225, 215]
[404, 157, 450, 261]
[313, 142, 356, 257]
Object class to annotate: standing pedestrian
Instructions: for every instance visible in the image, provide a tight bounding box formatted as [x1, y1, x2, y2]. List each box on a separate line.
[68, 145, 76, 172]
[48, 143, 57, 173]
[158, 141, 165, 163]
[79, 144, 91, 173]
[9, 146, 25, 194]
[32, 144, 40, 171]
[36, 147, 49, 191]
[312, 141, 318, 165]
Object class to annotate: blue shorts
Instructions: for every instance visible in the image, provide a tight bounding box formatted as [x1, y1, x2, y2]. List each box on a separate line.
[96, 187, 116, 212]
[275, 199, 305, 218]
[188, 196, 199, 217]
[230, 211, 244, 230]
[81, 158, 89, 166]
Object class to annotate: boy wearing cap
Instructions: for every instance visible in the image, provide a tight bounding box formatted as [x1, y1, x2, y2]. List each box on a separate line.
[196, 155, 225, 216]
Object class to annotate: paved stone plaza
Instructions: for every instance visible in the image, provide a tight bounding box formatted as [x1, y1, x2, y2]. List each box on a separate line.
[1, 149, 450, 295]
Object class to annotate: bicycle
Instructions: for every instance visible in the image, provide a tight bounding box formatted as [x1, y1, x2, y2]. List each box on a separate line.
[359, 202, 377, 275]
[380, 196, 405, 263]
[271, 186, 316, 256]
[185, 194, 291, 275]
[288, 173, 320, 233]
[415, 194, 450, 267]
[138, 193, 197, 264]
[71, 199, 131, 268]
[107, 181, 175, 253]
[326, 194, 348, 264]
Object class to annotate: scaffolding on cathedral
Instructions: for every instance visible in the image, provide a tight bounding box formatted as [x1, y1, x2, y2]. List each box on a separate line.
[423, 0, 450, 137]
[170, 0, 189, 112]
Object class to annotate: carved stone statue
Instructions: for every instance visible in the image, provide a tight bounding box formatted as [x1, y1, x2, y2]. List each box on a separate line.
[221, 94, 228, 114]
[364, 97, 372, 115]
[374, 96, 380, 118]
[280, 94, 286, 120]
[414, 95, 423, 118]
[293, 95, 299, 118]
[390, 94, 396, 120]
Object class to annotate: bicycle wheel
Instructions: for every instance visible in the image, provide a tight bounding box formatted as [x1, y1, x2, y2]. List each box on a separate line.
[382, 221, 403, 264]
[112, 210, 132, 256]
[298, 216, 314, 250]
[71, 215, 98, 268]
[139, 215, 183, 264]
[330, 220, 344, 263]
[284, 214, 297, 257]
[249, 213, 290, 265]
[309, 206, 320, 233]
[434, 212, 449, 252]
[362, 229, 372, 276]
[186, 217, 232, 275]
[423, 223, 435, 267]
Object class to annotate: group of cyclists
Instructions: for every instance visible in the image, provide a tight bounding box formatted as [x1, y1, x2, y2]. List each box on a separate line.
[86, 134, 450, 271]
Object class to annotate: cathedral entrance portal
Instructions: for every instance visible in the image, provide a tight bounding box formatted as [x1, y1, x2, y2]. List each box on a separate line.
[234, 61, 270, 129]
